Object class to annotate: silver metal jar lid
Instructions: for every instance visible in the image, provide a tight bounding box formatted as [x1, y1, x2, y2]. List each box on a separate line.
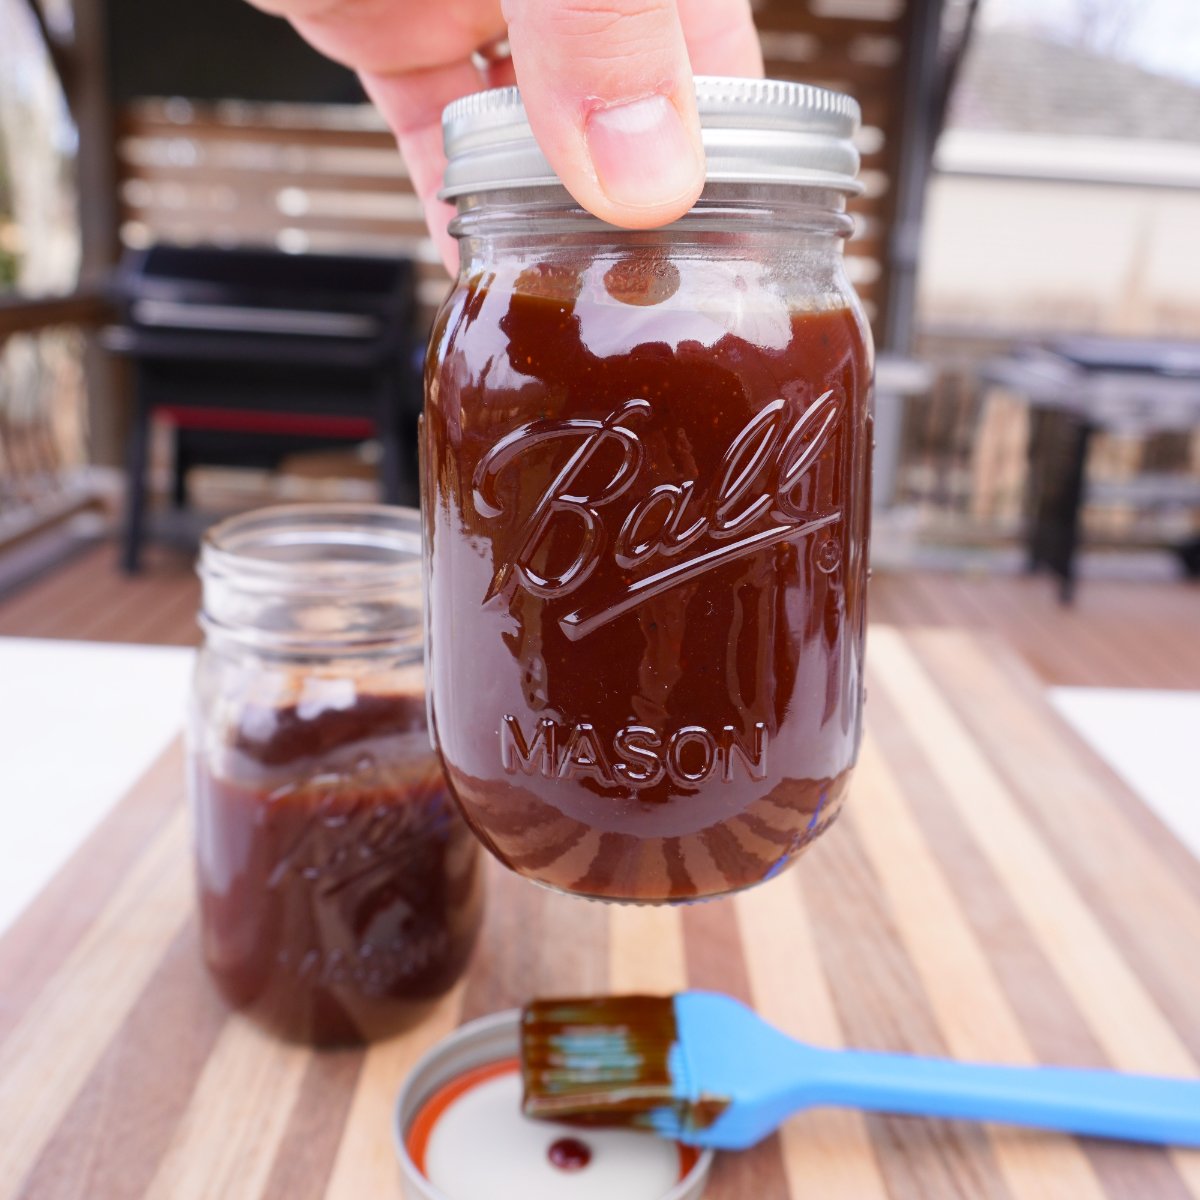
[441, 76, 862, 198]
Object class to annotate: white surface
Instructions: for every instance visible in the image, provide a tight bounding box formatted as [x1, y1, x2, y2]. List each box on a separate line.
[0, 637, 194, 936]
[1051, 687, 1200, 862]
[920, 166, 1200, 334]
[424, 1069, 683, 1200]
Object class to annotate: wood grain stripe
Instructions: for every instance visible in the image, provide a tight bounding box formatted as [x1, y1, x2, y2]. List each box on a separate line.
[144, 1019, 310, 1200]
[682, 899, 792, 1200]
[0, 811, 192, 1196]
[736, 874, 890, 1199]
[323, 983, 467, 1200]
[864, 679, 1194, 1200]
[869, 629, 1196, 1072]
[850, 734, 1107, 1200]
[868, 628, 1200, 1196]
[15, 920, 227, 1200]
[945, 621, 1200, 895]
[262, 1050, 366, 1200]
[459, 861, 550, 1023]
[0, 739, 182, 1043]
[609, 903, 687, 994]
[538, 887, 610, 999]
[914, 630, 1200, 1032]
[799, 822, 1015, 1200]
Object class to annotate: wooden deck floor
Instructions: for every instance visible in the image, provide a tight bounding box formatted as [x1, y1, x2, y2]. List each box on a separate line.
[0, 539, 1197, 689]
[0, 542, 202, 648]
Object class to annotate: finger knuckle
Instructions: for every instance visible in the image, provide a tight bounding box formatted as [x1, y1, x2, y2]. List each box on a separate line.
[513, 0, 671, 44]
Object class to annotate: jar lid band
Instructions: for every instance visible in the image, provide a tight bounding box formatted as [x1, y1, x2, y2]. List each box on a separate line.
[441, 76, 862, 199]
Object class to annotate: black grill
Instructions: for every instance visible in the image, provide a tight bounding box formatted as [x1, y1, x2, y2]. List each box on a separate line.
[106, 244, 421, 571]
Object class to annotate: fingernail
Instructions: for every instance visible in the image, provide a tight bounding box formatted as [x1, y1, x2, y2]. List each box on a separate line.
[586, 95, 703, 210]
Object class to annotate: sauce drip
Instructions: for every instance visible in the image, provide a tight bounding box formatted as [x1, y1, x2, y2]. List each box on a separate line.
[547, 1137, 593, 1171]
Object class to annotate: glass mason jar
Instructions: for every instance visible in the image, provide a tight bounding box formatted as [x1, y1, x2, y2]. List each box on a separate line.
[423, 79, 873, 903]
[189, 505, 484, 1045]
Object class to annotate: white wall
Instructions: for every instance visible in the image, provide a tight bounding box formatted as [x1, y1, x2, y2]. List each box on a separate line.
[917, 132, 1200, 336]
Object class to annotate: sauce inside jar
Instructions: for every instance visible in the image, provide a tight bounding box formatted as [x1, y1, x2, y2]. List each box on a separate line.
[424, 255, 872, 902]
[193, 690, 483, 1044]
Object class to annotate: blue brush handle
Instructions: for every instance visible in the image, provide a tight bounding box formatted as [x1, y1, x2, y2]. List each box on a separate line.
[809, 1048, 1200, 1145]
[676, 993, 1200, 1150]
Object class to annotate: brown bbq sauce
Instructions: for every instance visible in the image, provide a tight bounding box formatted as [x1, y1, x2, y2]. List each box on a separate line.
[193, 692, 483, 1045]
[425, 262, 871, 902]
[547, 1138, 593, 1171]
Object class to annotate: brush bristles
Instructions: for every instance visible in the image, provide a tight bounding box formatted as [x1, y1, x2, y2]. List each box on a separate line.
[520, 996, 686, 1134]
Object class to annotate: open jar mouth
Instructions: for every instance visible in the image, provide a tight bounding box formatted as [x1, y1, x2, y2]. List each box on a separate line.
[201, 502, 421, 594]
[199, 503, 424, 656]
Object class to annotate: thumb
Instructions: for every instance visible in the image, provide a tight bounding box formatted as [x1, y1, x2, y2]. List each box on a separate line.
[502, 0, 705, 228]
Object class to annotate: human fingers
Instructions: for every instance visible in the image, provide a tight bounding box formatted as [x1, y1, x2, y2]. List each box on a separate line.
[502, 0, 706, 229]
[246, 0, 506, 268]
[361, 59, 484, 271]
[246, 0, 504, 78]
[675, 0, 762, 75]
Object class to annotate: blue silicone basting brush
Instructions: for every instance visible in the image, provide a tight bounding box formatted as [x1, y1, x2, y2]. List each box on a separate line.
[520, 993, 1200, 1151]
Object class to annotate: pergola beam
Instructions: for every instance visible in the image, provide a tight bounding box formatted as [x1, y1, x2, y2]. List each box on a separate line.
[71, 0, 125, 466]
[882, 0, 950, 354]
[934, 0, 983, 138]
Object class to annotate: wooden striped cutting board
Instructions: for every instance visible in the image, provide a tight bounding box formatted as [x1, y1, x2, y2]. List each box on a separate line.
[2, 626, 1198, 1199]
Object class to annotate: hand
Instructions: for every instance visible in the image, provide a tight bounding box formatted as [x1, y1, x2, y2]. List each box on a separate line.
[245, 0, 763, 267]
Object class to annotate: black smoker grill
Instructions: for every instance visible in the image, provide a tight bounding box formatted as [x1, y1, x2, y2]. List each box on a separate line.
[107, 245, 421, 571]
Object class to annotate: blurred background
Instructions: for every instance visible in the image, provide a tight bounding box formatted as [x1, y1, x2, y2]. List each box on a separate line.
[0, 0, 1197, 675]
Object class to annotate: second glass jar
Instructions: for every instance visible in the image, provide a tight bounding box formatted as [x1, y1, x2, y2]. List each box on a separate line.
[424, 79, 873, 903]
[190, 505, 483, 1043]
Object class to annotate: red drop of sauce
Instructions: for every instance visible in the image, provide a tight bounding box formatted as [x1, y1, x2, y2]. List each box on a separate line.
[548, 1137, 592, 1171]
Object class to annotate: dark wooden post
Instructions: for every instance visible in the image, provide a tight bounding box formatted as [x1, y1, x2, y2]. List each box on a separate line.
[879, 0, 948, 356]
[70, 0, 126, 467]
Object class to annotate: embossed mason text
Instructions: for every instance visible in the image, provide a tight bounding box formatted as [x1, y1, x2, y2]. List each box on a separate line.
[500, 714, 769, 789]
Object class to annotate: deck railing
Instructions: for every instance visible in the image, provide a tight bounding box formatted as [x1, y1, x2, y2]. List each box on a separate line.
[898, 327, 1200, 550]
[0, 290, 107, 546]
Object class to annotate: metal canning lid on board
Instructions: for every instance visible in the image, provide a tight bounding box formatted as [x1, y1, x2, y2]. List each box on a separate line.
[441, 76, 862, 198]
[394, 1010, 714, 1200]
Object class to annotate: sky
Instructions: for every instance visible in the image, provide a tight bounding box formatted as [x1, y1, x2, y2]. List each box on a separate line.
[981, 0, 1200, 84]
